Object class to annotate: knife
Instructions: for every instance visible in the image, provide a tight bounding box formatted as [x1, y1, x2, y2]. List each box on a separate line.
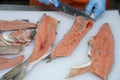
[52, 1, 94, 21]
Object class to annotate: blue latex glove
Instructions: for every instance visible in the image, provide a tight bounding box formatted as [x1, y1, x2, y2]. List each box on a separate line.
[38, 0, 59, 7]
[85, 0, 106, 19]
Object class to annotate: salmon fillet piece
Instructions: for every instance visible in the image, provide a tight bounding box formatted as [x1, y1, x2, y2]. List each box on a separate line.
[51, 16, 94, 59]
[67, 23, 114, 80]
[0, 20, 36, 30]
[28, 14, 59, 62]
[0, 55, 24, 70]
[90, 23, 114, 80]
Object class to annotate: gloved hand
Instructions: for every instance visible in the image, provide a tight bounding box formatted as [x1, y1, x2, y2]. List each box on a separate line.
[85, 0, 106, 19]
[38, 0, 59, 7]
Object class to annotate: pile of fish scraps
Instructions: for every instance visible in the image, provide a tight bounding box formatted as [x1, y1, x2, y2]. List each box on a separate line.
[0, 19, 36, 70]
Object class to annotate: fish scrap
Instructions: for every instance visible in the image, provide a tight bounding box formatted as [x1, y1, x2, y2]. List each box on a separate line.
[0, 20, 36, 55]
[0, 46, 22, 55]
[0, 20, 35, 70]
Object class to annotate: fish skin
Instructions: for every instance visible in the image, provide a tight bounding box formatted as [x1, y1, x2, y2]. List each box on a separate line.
[0, 61, 29, 80]
[66, 65, 91, 78]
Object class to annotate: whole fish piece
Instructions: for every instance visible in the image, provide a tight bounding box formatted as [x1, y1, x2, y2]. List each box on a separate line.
[67, 23, 114, 80]
[0, 14, 59, 80]
[51, 16, 94, 59]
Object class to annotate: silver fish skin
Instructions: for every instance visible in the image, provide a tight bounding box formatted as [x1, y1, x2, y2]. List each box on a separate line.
[0, 61, 29, 80]
[0, 46, 22, 55]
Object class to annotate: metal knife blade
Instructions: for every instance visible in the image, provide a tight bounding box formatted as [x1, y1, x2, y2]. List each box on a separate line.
[53, 1, 94, 21]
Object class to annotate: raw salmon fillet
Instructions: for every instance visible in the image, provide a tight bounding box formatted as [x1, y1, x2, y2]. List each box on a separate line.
[0, 20, 36, 30]
[0, 55, 24, 70]
[51, 16, 94, 59]
[67, 23, 114, 80]
[28, 14, 59, 62]
[89, 23, 114, 80]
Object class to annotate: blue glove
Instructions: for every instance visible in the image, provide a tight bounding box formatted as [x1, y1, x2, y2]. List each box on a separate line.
[85, 0, 106, 19]
[38, 0, 59, 7]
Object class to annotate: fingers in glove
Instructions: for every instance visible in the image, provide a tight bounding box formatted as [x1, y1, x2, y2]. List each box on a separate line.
[85, 1, 95, 15]
[93, 7, 105, 19]
[39, 0, 50, 5]
[52, 0, 59, 7]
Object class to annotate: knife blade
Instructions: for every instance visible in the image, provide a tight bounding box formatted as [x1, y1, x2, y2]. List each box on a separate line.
[53, 1, 94, 21]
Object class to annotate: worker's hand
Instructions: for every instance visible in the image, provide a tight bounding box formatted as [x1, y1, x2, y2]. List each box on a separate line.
[38, 0, 59, 7]
[85, 0, 106, 19]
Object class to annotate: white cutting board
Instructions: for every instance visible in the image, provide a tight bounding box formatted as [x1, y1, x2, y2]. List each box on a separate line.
[0, 10, 120, 80]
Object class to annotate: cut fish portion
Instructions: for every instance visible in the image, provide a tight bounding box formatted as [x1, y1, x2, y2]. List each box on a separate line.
[67, 23, 114, 80]
[0, 20, 36, 30]
[28, 14, 59, 62]
[0, 55, 24, 70]
[90, 23, 114, 80]
[51, 16, 94, 59]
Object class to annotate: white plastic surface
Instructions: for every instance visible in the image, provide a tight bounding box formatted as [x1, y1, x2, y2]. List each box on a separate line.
[0, 10, 120, 80]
